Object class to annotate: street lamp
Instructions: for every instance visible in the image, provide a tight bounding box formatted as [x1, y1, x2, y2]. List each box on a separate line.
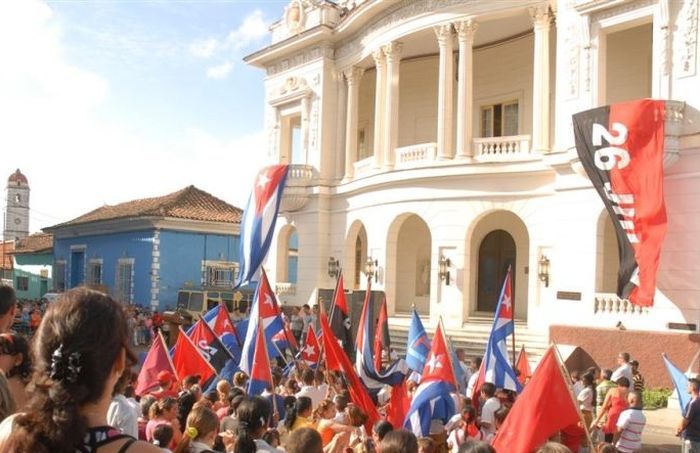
[364, 257, 378, 283]
[327, 256, 340, 279]
[538, 254, 550, 287]
[438, 255, 451, 286]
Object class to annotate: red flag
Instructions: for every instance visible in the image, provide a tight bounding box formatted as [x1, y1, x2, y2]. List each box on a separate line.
[516, 345, 532, 385]
[172, 327, 216, 386]
[373, 298, 389, 371]
[491, 347, 581, 453]
[421, 323, 457, 386]
[302, 326, 320, 365]
[386, 379, 410, 428]
[248, 318, 274, 395]
[320, 313, 379, 431]
[470, 360, 485, 411]
[135, 331, 177, 396]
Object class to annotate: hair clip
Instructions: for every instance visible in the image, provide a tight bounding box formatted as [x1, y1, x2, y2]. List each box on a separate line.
[186, 427, 199, 439]
[49, 344, 82, 384]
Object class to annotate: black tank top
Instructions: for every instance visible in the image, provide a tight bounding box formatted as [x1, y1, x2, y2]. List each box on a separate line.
[76, 426, 136, 453]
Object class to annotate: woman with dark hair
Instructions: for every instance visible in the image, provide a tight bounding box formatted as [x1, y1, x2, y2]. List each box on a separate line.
[147, 397, 181, 444]
[284, 396, 314, 432]
[456, 441, 496, 453]
[380, 429, 419, 453]
[229, 396, 283, 453]
[591, 376, 630, 443]
[0, 333, 31, 410]
[0, 288, 163, 453]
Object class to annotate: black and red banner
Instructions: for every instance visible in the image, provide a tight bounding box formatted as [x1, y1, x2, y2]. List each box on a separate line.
[573, 99, 667, 307]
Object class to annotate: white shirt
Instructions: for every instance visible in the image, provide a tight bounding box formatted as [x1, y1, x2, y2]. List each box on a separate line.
[577, 387, 594, 412]
[107, 394, 138, 438]
[445, 413, 463, 432]
[612, 363, 634, 383]
[572, 381, 584, 397]
[616, 408, 646, 453]
[466, 372, 479, 397]
[480, 397, 501, 435]
[296, 385, 325, 409]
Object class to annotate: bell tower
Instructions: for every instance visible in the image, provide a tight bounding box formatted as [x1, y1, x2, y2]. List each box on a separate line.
[4, 169, 30, 242]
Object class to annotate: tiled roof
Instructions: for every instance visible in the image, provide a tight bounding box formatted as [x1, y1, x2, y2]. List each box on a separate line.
[13, 233, 53, 254]
[49, 186, 243, 229]
[7, 169, 28, 185]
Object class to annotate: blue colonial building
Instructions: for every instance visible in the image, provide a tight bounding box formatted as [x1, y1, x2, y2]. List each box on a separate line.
[44, 186, 242, 310]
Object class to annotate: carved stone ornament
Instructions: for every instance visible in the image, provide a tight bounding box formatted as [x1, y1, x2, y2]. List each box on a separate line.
[679, 0, 699, 78]
[285, 0, 305, 34]
[279, 76, 309, 96]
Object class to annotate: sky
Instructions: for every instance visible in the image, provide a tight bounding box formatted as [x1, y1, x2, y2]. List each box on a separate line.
[0, 0, 289, 233]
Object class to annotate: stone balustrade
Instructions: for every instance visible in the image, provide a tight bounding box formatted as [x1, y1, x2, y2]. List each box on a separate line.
[394, 142, 438, 168]
[594, 293, 648, 315]
[275, 282, 296, 296]
[473, 135, 532, 162]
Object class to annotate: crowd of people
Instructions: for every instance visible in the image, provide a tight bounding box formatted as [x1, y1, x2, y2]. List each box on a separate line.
[0, 285, 697, 453]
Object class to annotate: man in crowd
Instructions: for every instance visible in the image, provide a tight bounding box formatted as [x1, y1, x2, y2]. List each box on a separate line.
[466, 356, 482, 397]
[631, 360, 645, 392]
[296, 368, 324, 409]
[678, 378, 700, 453]
[611, 352, 634, 383]
[0, 285, 17, 421]
[597, 368, 616, 416]
[616, 391, 646, 453]
[455, 349, 471, 391]
[479, 382, 501, 437]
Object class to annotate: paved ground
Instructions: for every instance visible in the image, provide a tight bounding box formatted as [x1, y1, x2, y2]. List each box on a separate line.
[639, 407, 683, 452]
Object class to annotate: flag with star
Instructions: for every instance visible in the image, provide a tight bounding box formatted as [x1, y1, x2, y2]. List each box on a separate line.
[483, 265, 522, 392]
[302, 325, 321, 367]
[239, 268, 284, 375]
[235, 164, 289, 288]
[404, 322, 457, 437]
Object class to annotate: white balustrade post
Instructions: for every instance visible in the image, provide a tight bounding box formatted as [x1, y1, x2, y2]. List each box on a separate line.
[372, 48, 387, 169]
[455, 20, 478, 159]
[382, 41, 403, 170]
[530, 5, 553, 153]
[344, 67, 364, 180]
[435, 24, 455, 160]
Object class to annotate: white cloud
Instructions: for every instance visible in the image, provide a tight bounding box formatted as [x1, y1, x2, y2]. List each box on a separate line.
[226, 10, 268, 50]
[206, 61, 233, 79]
[189, 9, 269, 79]
[0, 0, 270, 231]
[189, 37, 219, 58]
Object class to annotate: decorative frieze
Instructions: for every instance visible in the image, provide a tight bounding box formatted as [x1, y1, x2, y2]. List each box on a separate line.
[679, 0, 699, 78]
[266, 45, 334, 76]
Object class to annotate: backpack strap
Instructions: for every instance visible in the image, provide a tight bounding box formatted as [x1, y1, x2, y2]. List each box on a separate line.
[116, 438, 137, 453]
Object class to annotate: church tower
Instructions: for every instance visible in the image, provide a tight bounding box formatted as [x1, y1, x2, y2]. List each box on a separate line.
[4, 169, 30, 242]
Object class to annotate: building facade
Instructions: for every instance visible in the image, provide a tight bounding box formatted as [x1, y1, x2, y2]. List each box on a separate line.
[4, 169, 30, 243]
[246, 0, 700, 384]
[11, 233, 53, 300]
[44, 186, 243, 311]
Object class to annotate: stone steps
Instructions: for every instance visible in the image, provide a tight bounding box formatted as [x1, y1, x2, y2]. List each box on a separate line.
[388, 316, 548, 366]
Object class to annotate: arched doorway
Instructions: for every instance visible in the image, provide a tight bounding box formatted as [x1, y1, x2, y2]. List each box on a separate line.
[276, 225, 298, 283]
[345, 221, 368, 290]
[596, 211, 620, 293]
[477, 230, 516, 312]
[388, 214, 432, 314]
[466, 210, 529, 320]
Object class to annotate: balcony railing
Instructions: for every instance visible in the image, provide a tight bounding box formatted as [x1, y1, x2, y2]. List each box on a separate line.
[395, 142, 437, 168]
[353, 157, 374, 177]
[473, 135, 532, 162]
[280, 164, 318, 212]
[275, 282, 296, 296]
[593, 293, 648, 315]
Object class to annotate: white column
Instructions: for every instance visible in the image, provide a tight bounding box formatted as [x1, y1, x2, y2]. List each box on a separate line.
[435, 24, 455, 160]
[372, 48, 387, 169]
[382, 41, 403, 170]
[530, 5, 553, 153]
[343, 67, 364, 180]
[301, 95, 310, 162]
[454, 20, 478, 159]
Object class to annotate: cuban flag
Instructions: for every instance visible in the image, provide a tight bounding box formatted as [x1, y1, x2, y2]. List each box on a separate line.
[355, 282, 407, 391]
[483, 266, 521, 393]
[239, 269, 285, 375]
[404, 322, 457, 437]
[201, 304, 241, 360]
[302, 325, 321, 367]
[406, 309, 430, 373]
[248, 318, 274, 396]
[235, 165, 289, 288]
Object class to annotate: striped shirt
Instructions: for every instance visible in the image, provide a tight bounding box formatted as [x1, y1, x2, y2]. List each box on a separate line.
[616, 408, 646, 452]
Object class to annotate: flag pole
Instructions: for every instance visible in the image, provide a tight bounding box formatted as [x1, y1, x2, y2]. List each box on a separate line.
[551, 341, 594, 449]
[509, 266, 516, 367]
[328, 269, 343, 325]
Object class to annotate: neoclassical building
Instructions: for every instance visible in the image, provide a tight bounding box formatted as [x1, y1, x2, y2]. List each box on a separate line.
[245, 0, 700, 382]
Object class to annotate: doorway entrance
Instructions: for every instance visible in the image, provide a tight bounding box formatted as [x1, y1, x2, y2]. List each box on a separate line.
[477, 230, 516, 313]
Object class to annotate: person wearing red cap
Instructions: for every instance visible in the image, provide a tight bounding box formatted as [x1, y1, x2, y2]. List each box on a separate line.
[150, 371, 179, 400]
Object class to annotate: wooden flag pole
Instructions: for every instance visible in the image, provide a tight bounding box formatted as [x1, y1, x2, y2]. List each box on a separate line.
[551, 341, 595, 449]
